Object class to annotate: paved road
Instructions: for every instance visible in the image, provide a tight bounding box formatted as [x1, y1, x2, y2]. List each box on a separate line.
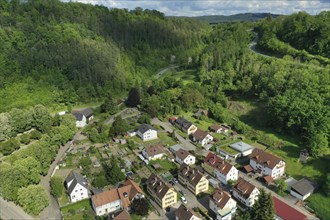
[155, 65, 179, 79]
[249, 32, 272, 58]
[39, 133, 81, 220]
[104, 108, 140, 125]
[238, 172, 318, 220]
[151, 118, 196, 151]
[0, 197, 35, 220]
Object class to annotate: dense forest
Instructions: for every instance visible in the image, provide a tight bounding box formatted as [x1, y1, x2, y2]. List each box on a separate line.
[0, 0, 208, 111]
[257, 12, 330, 62]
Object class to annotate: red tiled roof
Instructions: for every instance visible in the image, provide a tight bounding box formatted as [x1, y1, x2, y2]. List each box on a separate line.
[243, 165, 253, 173]
[250, 148, 283, 169]
[273, 196, 307, 220]
[204, 152, 233, 175]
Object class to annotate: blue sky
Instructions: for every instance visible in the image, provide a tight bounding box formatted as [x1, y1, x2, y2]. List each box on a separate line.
[63, 0, 330, 16]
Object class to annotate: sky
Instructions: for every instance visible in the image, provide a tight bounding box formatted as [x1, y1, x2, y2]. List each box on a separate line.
[62, 0, 330, 16]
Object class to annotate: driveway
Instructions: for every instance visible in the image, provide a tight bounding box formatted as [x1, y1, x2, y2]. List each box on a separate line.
[155, 65, 179, 79]
[238, 171, 318, 220]
[151, 118, 196, 152]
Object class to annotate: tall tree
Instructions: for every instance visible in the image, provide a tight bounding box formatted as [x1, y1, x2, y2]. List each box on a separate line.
[32, 105, 52, 133]
[18, 185, 49, 215]
[109, 116, 129, 137]
[251, 189, 274, 220]
[126, 88, 141, 107]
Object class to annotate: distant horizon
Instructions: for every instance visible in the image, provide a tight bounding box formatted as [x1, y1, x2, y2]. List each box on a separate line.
[61, 0, 329, 17]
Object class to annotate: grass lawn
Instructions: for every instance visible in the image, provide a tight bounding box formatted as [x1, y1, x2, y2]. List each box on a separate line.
[218, 145, 239, 155]
[307, 193, 330, 220]
[61, 199, 95, 220]
[128, 132, 177, 147]
[161, 69, 199, 85]
[58, 194, 70, 207]
[149, 159, 177, 173]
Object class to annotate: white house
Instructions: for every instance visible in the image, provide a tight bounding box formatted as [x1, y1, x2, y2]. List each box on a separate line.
[209, 125, 230, 134]
[209, 189, 237, 220]
[175, 117, 198, 135]
[192, 129, 213, 146]
[65, 172, 89, 203]
[92, 179, 144, 216]
[250, 148, 285, 180]
[175, 204, 201, 220]
[73, 112, 87, 128]
[137, 124, 157, 141]
[175, 148, 196, 165]
[142, 145, 166, 161]
[233, 177, 260, 207]
[230, 142, 254, 157]
[80, 108, 94, 121]
[203, 152, 238, 185]
[290, 179, 315, 201]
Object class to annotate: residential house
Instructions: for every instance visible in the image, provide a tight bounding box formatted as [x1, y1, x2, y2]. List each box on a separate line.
[92, 179, 144, 216]
[175, 148, 196, 165]
[169, 144, 183, 153]
[146, 174, 177, 209]
[192, 129, 213, 146]
[209, 189, 237, 220]
[65, 172, 89, 203]
[175, 204, 202, 220]
[233, 177, 260, 207]
[73, 112, 87, 128]
[193, 109, 208, 118]
[209, 125, 229, 134]
[142, 145, 166, 161]
[137, 124, 157, 141]
[175, 117, 197, 135]
[203, 152, 238, 184]
[272, 196, 307, 220]
[290, 179, 315, 201]
[80, 108, 94, 121]
[249, 148, 286, 180]
[178, 164, 209, 195]
[229, 142, 254, 157]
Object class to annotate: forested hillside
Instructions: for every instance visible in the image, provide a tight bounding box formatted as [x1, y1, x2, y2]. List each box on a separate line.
[257, 11, 330, 62]
[0, 0, 208, 111]
[185, 13, 280, 23]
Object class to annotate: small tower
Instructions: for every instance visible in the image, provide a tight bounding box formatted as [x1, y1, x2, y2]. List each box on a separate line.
[299, 149, 309, 163]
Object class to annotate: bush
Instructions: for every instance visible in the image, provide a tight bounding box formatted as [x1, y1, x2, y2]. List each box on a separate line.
[0, 138, 20, 155]
[19, 133, 31, 145]
[50, 176, 64, 198]
[30, 130, 42, 140]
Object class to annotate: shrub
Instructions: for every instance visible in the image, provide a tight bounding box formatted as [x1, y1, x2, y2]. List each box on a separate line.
[20, 133, 31, 145]
[30, 130, 42, 140]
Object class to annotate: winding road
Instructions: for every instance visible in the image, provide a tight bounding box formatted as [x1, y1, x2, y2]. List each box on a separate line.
[249, 32, 272, 58]
[155, 65, 179, 79]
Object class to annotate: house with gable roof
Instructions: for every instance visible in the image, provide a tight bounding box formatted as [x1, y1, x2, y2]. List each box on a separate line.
[203, 152, 238, 184]
[232, 177, 260, 207]
[175, 148, 196, 165]
[146, 173, 177, 208]
[209, 188, 237, 220]
[249, 148, 285, 180]
[65, 172, 89, 203]
[92, 179, 144, 216]
[174, 117, 198, 135]
[175, 204, 202, 220]
[192, 129, 213, 146]
[178, 164, 209, 195]
[142, 145, 166, 161]
[137, 124, 157, 141]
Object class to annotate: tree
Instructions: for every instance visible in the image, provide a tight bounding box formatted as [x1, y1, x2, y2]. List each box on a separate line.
[13, 156, 42, 184]
[30, 130, 42, 140]
[104, 156, 125, 185]
[0, 113, 12, 141]
[18, 185, 49, 215]
[126, 88, 140, 107]
[19, 133, 31, 145]
[137, 114, 151, 124]
[32, 105, 52, 132]
[50, 177, 64, 197]
[325, 173, 330, 196]
[276, 179, 288, 195]
[131, 198, 149, 216]
[89, 128, 100, 143]
[101, 95, 118, 114]
[109, 116, 129, 137]
[251, 189, 274, 220]
[307, 132, 328, 157]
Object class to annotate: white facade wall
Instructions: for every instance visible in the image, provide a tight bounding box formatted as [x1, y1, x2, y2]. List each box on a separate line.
[290, 190, 310, 201]
[137, 129, 157, 141]
[142, 149, 164, 161]
[233, 188, 260, 207]
[69, 183, 89, 203]
[76, 116, 87, 128]
[250, 160, 285, 179]
[176, 155, 196, 165]
[214, 167, 238, 184]
[209, 197, 237, 220]
[94, 200, 122, 216]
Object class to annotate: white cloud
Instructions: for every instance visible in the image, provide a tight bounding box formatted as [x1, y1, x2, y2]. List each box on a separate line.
[61, 0, 330, 16]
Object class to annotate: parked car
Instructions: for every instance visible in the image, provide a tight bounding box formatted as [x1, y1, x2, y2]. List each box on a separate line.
[180, 190, 186, 196]
[173, 178, 178, 184]
[181, 197, 187, 204]
[169, 181, 175, 186]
